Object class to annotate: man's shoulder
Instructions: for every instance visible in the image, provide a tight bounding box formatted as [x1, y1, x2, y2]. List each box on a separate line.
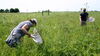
[80, 12, 84, 15]
[23, 21, 33, 27]
[81, 12, 88, 14]
[85, 12, 89, 15]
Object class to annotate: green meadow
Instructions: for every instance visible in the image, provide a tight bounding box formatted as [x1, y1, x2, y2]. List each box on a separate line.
[0, 12, 100, 56]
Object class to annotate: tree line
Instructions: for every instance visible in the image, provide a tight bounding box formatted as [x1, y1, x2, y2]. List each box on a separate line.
[0, 8, 20, 13]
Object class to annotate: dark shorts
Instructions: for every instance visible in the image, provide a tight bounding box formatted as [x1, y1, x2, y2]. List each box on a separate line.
[81, 21, 86, 26]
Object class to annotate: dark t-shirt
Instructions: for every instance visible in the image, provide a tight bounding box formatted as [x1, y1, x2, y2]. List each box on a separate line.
[80, 12, 88, 21]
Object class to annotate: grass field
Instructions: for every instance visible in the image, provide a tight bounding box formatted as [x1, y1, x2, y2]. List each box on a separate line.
[0, 12, 100, 56]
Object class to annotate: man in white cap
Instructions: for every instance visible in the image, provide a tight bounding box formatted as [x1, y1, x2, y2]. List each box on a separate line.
[6, 18, 37, 47]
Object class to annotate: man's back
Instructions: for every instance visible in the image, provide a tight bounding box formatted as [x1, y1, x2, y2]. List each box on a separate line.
[15, 21, 33, 31]
[80, 12, 88, 21]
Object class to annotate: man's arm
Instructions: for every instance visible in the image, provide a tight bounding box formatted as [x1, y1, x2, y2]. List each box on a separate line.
[21, 24, 31, 38]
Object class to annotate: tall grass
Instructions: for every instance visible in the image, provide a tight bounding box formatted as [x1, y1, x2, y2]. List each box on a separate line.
[0, 12, 100, 56]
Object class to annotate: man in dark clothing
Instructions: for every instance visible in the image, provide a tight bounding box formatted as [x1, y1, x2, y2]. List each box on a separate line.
[80, 9, 89, 26]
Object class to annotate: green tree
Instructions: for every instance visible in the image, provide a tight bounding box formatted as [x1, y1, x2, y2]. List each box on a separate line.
[10, 8, 15, 13]
[14, 8, 20, 13]
[0, 9, 4, 13]
[5, 9, 9, 13]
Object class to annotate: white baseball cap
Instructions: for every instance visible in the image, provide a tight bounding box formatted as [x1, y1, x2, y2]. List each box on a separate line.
[31, 18, 38, 25]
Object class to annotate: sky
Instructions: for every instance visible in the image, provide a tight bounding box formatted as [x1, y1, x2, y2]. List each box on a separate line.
[0, 0, 100, 12]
